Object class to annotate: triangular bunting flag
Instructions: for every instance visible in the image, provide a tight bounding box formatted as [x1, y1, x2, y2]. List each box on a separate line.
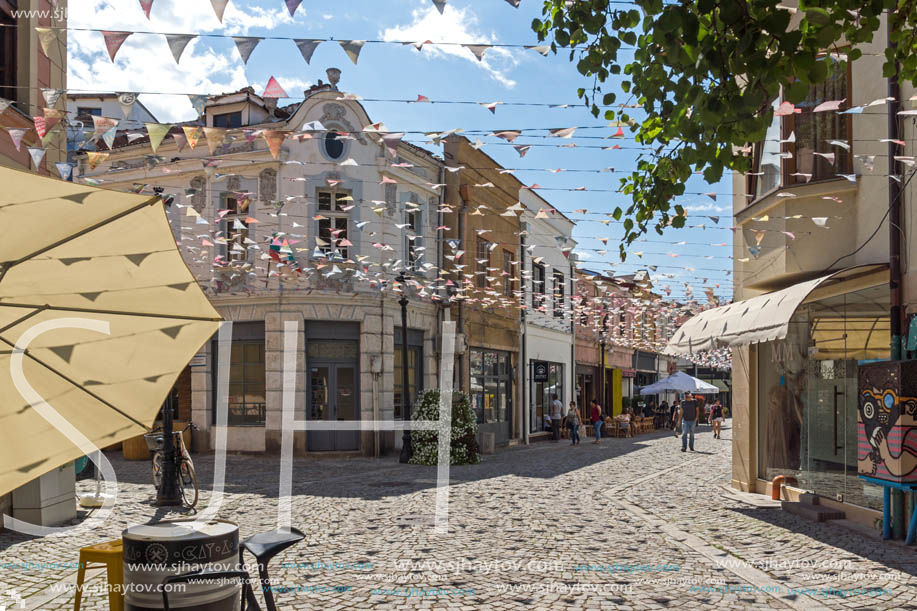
[35, 27, 62, 58]
[139, 0, 154, 18]
[210, 0, 230, 22]
[233, 36, 262, 64]
[6, 128, 27, 152]
[118, 92, 137, 118]
[525, 45, 550, 56]
[339, 40, 366, 65]
[432, 0, 447, 12]
[285, 0, 302, 16]
[381, 132, 404, 157]
[465, 44, 490, 61]
[101, 126, 118, 150]
[91, 115, 119, 139]
[40, 88, 64, 108]
[101, 31, 132, 62]
[56, 162, 74, 180]
[188, 94, 208, 116]
[203, 127, 226, 154]
[146, 123, 172, 153]
[173, 132, 187, 152]
[183, 126, 202, 149]
[262, 130, 287, 159]
[86, 151, 109, 170]
[27, 146, 46, 168]
[505, 0, 521, 6]
[262, 76, 287, 99]
[165, 33, 195, 64]
[294, 39, 322, 64]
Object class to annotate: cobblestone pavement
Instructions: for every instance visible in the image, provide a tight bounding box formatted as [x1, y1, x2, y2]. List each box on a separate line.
[2, 422, 916, 610]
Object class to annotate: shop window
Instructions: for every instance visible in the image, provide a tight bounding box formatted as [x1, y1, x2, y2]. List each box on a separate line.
[553, 271, 565, 318]
[532, 263, 546, 310]
[475, 238, 490, 289]
[225, 341, 266, 426]
[317, 189, 350, 259]
[0, 6, 15, 104]
[470, 349, 511, 424]
[213, 111, 242, 128]
[502, 250, 514, 297]
[530, 361, 564, 434]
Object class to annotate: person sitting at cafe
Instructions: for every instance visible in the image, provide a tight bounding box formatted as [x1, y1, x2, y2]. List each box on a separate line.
[616, 410, 633, 437]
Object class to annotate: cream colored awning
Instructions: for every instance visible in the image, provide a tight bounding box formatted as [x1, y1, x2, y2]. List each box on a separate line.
[666, 265, 889, 355]
[0, 166, 221, 497]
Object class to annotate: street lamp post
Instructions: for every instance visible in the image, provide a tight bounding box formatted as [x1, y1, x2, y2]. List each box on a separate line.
[398, 272, 412, 463]
[155, 402, 182, 506]
[600, 313, 608, 416]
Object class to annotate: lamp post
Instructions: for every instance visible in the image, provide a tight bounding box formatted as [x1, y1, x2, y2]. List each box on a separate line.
[600, 312, 608, 416]
[398, 272, 412, 463]
[155, 402, 182, 506]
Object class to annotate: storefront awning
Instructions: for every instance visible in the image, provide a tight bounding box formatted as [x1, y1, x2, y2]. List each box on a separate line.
[710, 380, 730, 392]
[666, 264, 889, 355]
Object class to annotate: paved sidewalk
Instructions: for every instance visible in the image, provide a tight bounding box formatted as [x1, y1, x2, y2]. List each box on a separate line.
[1, 422, 915, 609]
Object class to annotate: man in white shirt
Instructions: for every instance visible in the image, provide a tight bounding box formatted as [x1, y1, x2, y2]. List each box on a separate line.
[551, 394, 563, 442]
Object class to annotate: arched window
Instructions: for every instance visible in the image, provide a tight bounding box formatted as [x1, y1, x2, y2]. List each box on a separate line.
[259, 168, 277, 202]
[189, 176, 205, 212]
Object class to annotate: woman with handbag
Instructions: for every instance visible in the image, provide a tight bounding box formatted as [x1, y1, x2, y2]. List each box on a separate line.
[565, 401, 581, 445]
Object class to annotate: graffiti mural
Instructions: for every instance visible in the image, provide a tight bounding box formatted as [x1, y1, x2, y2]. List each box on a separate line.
[857, 361, 917, 483]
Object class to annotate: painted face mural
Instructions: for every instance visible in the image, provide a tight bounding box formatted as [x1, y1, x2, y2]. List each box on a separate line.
[857, 362, 917, 483]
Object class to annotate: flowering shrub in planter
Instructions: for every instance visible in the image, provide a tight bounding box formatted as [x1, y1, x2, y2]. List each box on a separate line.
[409, 389, 480, 466]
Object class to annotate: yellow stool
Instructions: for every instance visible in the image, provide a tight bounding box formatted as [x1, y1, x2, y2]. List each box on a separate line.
[75, 539, 123, 611]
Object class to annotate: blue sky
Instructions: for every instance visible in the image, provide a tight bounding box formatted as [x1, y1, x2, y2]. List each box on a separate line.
[67, 0, 734, 302]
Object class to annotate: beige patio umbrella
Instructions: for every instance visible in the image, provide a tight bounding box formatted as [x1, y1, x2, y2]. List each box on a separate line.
[0, 166, 221, 497]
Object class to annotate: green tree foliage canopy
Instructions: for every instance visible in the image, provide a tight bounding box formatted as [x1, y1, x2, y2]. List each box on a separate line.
[533, 0, 907, 258]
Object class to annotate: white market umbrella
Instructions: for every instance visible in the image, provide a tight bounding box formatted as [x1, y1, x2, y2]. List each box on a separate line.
[0, 166, 221, 497]
[639, 371, 719, 395]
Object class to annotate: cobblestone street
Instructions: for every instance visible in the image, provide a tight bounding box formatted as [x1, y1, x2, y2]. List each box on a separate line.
[2, 423, 915, 610]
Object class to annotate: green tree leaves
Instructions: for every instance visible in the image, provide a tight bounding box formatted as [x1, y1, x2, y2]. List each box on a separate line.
[532, 0, 906, 251]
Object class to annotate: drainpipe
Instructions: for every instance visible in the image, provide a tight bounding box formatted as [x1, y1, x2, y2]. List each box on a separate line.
[521, 227, 528, 444]
[887, 12, 906, 540]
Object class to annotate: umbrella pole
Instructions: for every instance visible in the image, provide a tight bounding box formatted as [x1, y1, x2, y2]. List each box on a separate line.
[155, 402, 183, 506]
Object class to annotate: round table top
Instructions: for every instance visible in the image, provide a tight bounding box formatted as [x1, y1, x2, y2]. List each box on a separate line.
[123, 519, 237, 542]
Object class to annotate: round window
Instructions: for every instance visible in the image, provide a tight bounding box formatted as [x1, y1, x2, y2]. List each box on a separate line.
[324, 131, 345, 160]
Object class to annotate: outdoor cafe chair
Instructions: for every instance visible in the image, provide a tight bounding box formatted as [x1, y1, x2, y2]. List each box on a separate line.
[240, 527, 306, 611]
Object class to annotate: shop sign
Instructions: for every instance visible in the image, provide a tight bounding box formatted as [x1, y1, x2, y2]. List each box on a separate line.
[622, 369, 636, 378]
[189, 352, 206, 368]
[533, 361, 548, 382]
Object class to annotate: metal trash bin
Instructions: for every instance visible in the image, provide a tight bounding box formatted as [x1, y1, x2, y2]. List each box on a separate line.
[122, 519, 240, 610]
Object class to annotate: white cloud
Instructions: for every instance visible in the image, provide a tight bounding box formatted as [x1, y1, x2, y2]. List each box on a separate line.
[66, 0, 302, 123]
[381, 2, 520, 88]
[684, 203, 729, 213]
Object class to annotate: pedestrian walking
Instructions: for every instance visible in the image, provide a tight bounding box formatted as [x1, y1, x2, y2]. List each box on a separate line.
[671, 399, 680, 437]
[565, 401, 581, 445]
[711, 400, 725, 439]
[551, 394, 563, 442]
[678, 394, 699, 452]
[590, 399, 603, 444]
